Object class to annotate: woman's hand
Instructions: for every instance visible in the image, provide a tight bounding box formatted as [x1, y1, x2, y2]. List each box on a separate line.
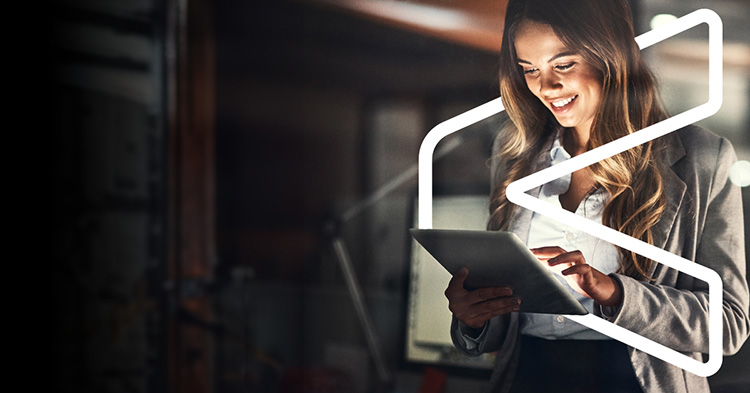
[444, 267, 521, 330]
[531, 246, 623, 307]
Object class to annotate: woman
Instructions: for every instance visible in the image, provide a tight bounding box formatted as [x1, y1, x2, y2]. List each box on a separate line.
[444, 0, 750, 392]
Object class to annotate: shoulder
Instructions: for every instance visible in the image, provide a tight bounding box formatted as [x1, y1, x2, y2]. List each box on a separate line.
[665, 125, 740, 207]
[666, 124, 737, 170]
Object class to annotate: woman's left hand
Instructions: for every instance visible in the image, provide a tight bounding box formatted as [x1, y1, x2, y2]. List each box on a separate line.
[531, 246, 623, 307]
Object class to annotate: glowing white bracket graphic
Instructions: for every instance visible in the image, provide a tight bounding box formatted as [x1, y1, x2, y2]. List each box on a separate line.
[417, 9, 724, 376]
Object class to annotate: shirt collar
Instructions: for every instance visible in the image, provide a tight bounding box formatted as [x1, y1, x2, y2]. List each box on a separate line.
[544, 130, 573, 195]
[543, 130, 608, 205]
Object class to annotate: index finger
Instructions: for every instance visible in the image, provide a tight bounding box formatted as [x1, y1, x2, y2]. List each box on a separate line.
[530, 246, 567, 259]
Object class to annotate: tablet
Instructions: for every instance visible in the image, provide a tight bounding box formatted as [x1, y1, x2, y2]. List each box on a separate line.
[410, 229, 588, 315]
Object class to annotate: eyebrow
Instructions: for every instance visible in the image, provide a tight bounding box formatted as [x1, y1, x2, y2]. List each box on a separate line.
[517, 51, 577, 65]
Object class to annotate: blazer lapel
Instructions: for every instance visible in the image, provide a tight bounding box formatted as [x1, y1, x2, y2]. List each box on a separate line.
[651, 132, 687, 253]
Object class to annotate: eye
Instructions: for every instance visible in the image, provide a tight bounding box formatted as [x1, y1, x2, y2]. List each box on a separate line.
[555, 62, 575, 71]
[522, 67, 539, 76]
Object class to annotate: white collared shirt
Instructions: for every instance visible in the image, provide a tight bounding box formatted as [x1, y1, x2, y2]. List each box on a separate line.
[520, 132, 620, 340]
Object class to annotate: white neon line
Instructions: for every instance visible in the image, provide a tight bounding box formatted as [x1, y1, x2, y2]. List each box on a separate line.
[418, 97, 505, 228]
[416, 8, 725, 376]
[506, 104, 717, 194]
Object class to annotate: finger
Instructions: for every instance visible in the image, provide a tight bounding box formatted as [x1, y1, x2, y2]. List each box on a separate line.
[561, 263, 592, 277]
[470, 286, 514, 301]
[447, 266, 469, 290]
[477, 296, 521, 315]
[455, 295, 519, 320]
[530, 246, 567, 259]
[449, 286, 513, 316]
[466, 298, 522, 323]
[560, 264, 604, 300]
[463, 297, 521, 320]
[547, 250, 586, 266]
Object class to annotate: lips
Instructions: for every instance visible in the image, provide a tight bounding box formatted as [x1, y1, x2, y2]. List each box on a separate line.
[549, 95, 577, 111]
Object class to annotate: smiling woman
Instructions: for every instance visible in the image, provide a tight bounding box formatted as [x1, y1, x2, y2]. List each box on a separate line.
[443, 0, 750, 392]
[491, 0, 669, 280]
[514, 21, 603, 139]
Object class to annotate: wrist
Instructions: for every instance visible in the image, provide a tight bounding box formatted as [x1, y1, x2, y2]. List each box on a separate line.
[460, 321, 486, 338]
[598, 275, 623, 307]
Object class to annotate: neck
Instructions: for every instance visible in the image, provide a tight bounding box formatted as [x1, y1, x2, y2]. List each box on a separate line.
[564, 127, 590, 157]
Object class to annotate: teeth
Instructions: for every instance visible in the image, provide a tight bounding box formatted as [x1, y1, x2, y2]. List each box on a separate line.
[552, 96, 575, 108]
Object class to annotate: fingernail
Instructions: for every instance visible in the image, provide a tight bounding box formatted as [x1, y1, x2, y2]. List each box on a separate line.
[514, 298, 521, 305]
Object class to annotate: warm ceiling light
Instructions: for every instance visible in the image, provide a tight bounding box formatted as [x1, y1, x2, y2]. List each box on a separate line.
[730, 160, 750, 187]
[650, 13, 678, 30]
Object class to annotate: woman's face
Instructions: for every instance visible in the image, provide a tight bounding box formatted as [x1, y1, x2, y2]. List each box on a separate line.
[514, 21, 603, 135]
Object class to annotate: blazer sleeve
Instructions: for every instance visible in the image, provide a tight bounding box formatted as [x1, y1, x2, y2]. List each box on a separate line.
[450, 314, 512, 356]
[601, 137, 750, 355]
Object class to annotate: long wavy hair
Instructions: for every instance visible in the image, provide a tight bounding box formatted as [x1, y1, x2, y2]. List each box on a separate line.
[488, 0, 668, 280]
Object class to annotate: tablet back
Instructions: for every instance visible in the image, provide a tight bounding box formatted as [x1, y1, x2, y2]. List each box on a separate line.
[410, 229, 588, 315]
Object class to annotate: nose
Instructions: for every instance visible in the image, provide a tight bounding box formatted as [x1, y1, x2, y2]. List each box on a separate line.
[539, 71, 562, 97]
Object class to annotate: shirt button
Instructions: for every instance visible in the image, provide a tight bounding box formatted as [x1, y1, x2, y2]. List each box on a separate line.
[556, 315, 565, 323]
[565, 232, 575, 242]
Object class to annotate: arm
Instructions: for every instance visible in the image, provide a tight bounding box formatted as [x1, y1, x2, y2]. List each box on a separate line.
[451, 314, 513, 356]
[602, 137, 749, 355]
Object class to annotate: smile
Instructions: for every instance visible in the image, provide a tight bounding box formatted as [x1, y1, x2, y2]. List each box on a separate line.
[551, 95, 577, 109]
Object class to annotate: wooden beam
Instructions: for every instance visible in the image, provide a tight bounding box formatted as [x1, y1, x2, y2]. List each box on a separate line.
[167, 0, 216, 391]
[304, 0, 507, 53]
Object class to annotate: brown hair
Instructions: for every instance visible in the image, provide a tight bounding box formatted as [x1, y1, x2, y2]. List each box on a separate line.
[488, 0, 668, 280]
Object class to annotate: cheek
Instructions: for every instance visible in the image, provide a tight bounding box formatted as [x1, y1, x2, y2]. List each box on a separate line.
[580, 73, 603, 101]
[523, 77, 541, 97]
[586, 81, 603, 108]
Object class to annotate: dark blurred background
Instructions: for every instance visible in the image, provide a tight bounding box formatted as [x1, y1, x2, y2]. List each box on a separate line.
[52, 0, 750, 392]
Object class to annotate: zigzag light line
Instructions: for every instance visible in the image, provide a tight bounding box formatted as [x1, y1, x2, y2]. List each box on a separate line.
[417, 9, 724, 376]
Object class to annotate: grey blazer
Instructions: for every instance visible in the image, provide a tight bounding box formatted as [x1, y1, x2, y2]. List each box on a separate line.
[450, 125, 750, 393]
